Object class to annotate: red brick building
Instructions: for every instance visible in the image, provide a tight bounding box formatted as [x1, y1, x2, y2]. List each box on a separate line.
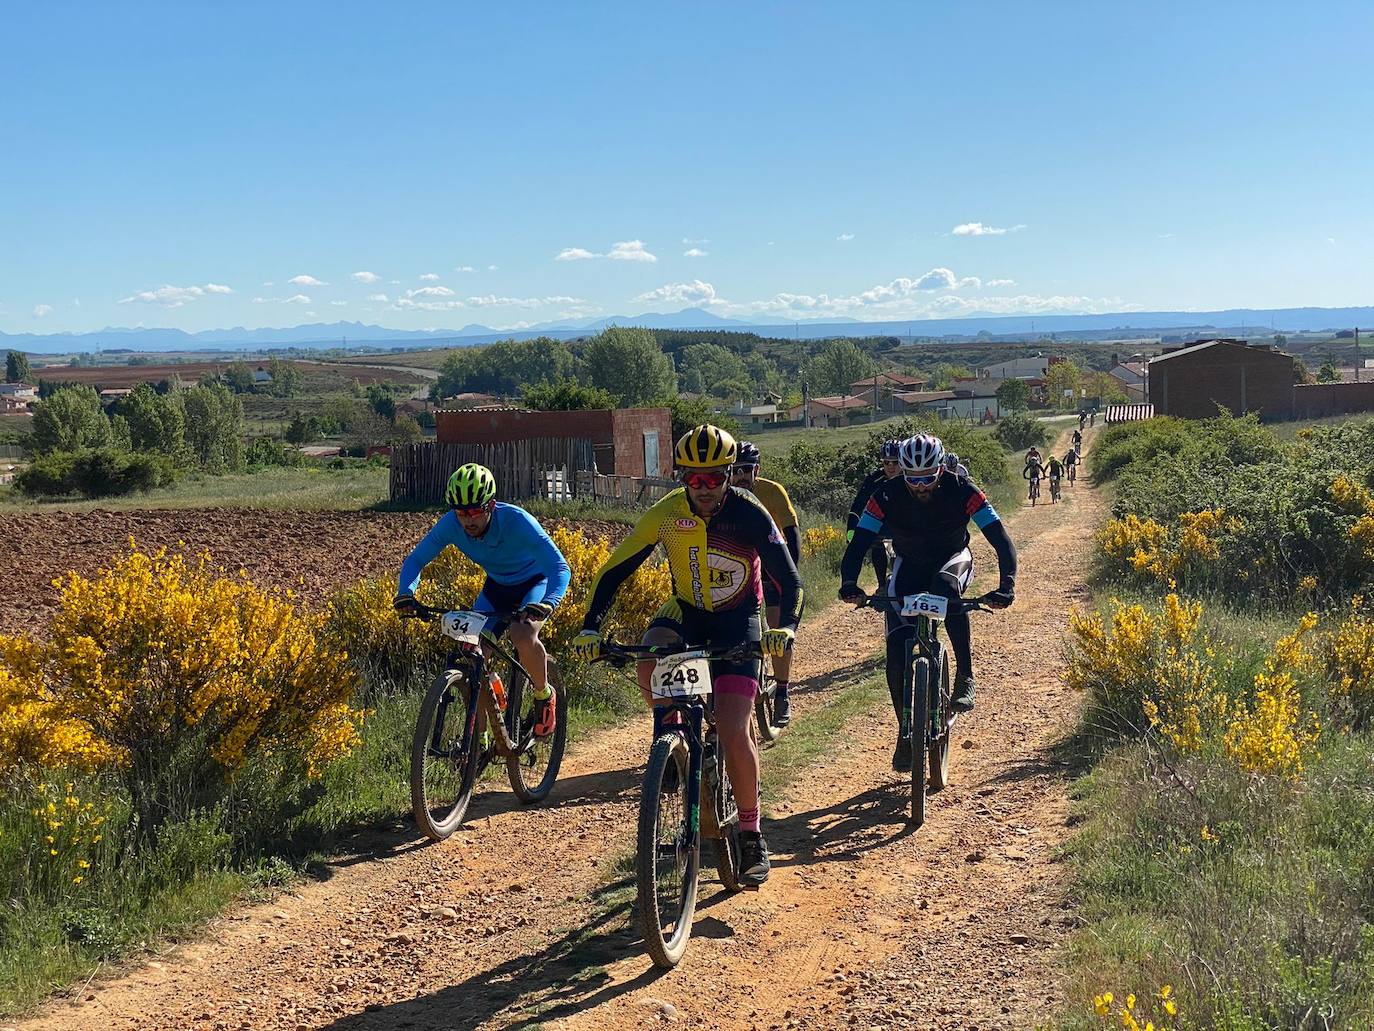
[435, 407, 672, 476]
[1148, 339, 1297, 420]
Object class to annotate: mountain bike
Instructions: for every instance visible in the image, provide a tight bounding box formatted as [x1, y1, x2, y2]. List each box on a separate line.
[1027, 475, 1041, 506]
[859, 592, 995, 828]
[596, 641, 762, 968]
[1049, 474, 1062, 503]
[753, 664, 785, 745]
[1068, 460, 1077, 485]
[401, 603, 568, 841]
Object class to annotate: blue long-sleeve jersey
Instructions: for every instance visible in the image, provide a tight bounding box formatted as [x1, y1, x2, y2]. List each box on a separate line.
[397, 503, 571, 607]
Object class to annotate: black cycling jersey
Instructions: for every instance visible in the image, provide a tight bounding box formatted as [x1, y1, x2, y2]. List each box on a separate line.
[840, 472, 1016, 589]
[846, 468, 891, 532]
[1046, 458, 1064, 478]
[1023, 460, 1047, 480]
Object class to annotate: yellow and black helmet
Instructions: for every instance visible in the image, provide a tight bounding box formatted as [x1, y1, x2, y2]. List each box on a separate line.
[445, 463, 497, 508]
[674, 424, 738, 469]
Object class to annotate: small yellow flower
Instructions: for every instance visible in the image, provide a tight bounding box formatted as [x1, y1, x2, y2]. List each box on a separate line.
[72, 875, 83, 884]
[1164, 1000, 1177, 1017]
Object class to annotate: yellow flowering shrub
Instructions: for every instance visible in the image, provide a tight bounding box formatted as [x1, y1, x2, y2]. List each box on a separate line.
[328, 524, 671, 688]
[1101, 514, 1171, 582]
[1092, 985, 1178, 1030]
[1100, 510, 1234, 586]
[802, 524, 843, 558]
[1065, 594, 1224, 745]
[1317, 596, 1374, 729]
[1223, 614, 1320, 778]
[0, 544, 364, 830]
[12, 781, 110, 896]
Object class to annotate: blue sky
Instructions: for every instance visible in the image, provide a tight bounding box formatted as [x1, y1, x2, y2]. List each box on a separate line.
[2, 2, 1371, 334]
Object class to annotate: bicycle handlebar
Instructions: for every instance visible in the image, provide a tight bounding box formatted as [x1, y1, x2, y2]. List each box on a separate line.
[595, 640, 764, 667]
[856, 591, 999, 616]
[396, 602, 525, 623]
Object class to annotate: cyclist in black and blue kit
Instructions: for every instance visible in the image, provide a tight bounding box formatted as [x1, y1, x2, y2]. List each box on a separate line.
[839, 434, 1015, 770]
[846, 439, 903, 586]
[395, 463, 571, 738]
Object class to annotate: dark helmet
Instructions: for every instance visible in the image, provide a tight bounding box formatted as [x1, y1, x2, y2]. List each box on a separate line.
[879, 438, 902, 461]
[736, 440, 761, 467]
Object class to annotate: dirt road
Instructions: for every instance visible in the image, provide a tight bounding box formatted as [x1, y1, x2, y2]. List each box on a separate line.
[14, 434, 1101, 1031]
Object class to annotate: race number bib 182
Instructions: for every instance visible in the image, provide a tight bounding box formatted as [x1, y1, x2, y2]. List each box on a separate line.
[440, 611, 486, 646]
[901, 593, 949, 620]
[651, 652, 713, 700]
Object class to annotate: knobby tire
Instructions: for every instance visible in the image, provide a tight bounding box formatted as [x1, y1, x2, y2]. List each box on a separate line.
[505, 661, 568, 803]
[411, 669, 480, 841]
[928, 649, 953, 793]
[637, 733, 698, 969]
[910, 656, 931, 827]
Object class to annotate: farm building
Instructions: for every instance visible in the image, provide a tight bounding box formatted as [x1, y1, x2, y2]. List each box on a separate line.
[1147, 339, 1296, 419]
[787, 394, 872, 428]
[435, 406, 672, 477]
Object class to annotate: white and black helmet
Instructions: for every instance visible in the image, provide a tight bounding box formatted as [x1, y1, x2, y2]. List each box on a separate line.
[898, 433, 945, 473]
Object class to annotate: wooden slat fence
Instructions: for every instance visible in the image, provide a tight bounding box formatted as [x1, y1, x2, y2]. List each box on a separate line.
[390, 437, 596, 506]
[575, 471, 679, 508]
[1105, 403, 1155, 425]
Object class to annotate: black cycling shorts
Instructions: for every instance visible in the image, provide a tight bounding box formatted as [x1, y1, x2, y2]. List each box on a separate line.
[648, 598, 762, 680]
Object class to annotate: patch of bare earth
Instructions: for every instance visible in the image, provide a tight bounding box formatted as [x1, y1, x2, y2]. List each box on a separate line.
[12, 429, 1102, 1031]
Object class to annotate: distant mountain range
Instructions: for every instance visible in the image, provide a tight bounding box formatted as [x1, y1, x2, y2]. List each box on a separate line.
[3, 305, 1372, 354]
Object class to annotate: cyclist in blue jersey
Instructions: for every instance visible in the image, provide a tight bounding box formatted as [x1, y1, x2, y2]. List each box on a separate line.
[394, 463, 571, 737]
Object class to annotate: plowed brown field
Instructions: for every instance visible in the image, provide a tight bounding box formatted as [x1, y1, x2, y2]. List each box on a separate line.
[0, 509, 628, 635]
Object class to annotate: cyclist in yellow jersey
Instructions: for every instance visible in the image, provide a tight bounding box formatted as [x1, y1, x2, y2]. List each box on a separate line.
[730, 440, 801, 726]
[572, 425, 802, 887]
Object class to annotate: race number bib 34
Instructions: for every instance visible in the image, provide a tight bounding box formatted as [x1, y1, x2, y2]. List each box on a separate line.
[901, 593, 949, 620]
[440, 611, 486, 645]
[651, 652, 713, 699]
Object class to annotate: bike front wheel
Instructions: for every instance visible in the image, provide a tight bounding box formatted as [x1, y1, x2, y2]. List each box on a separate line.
[411, 669, 480, 841]
[505, 660, 568, 804]
[637, 733, 699, 969]
[753, 670, 784, 746]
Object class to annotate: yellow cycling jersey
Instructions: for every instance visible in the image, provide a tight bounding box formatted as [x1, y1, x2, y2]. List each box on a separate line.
[744, 477, 798, 531]
[582, 486, 803, 632]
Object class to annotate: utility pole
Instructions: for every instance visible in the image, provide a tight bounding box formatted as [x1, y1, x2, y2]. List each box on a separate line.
[1357, 327, 1361, 383]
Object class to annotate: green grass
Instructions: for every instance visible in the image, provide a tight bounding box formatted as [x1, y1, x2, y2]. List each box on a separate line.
[0, 465, 390, 512]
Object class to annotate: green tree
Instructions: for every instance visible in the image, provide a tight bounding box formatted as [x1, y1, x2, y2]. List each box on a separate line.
[284, 411, 321, 445]
[30, 385, 112, 453]
[265, 358, 301, 398]
[366, 383, 397, 423]
[582, 327, 676, 406]
[1318, 363, 1341, 383]
[522, 380, 617, 411]
[995, 378, 1031, 412]
[182, 383, 245, 473]
[5, 350, 30, 383]
[664, 395, 739, 441]
[1043, 360, 1083, 408]
[390, 414, 424, 445]
[433, 337, 576, 397]
[799, 340, 877, 395]
[122, 383, 186, 457]
[678, 343, 750, 397]
[223, 361, 256, 393]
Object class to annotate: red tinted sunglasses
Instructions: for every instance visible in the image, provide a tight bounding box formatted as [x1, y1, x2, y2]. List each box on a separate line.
[681, 470, 729, 490]
[452, 501, 493, 517]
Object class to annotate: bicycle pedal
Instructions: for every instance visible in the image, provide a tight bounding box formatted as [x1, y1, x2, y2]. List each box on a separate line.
[741, 883, 761, 892]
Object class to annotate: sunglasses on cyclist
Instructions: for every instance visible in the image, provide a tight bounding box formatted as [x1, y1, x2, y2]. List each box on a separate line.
[904, 469, 941, 486]
[681, 470, 729, 490]
[452, 501, 492, 517]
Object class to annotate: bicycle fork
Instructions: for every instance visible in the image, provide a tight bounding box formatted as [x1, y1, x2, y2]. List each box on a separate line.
[652, 704, 706, 851]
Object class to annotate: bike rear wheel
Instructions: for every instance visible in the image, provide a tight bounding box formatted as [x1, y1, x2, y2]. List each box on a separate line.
[505, 659, 568, 803]
[637, 733, 698, 968]
[753, 669, 784, 745]
[712, 762, 746, 892]
[411, 669, 480, 841]
[928, 649, 953, 793]
[910, 656, 931, 827]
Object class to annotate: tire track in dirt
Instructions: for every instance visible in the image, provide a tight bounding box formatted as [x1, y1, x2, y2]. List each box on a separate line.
[12, 426, 1101, 1031]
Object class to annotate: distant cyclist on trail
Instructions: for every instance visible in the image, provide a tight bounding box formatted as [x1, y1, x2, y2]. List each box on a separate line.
[838, 434, 1015, 771]
[1071, 427, 1083, 451]
[846, 439, 903, 587]
[731, 440, 802, 727]
[1023, 454, 1047, 501]
[571, 425, 803, 887]
[943, 451, 970, 478]
[1045, 454, 1064, 501]
[394, 463, 570, 738]
[1064, 447, 1080, 481]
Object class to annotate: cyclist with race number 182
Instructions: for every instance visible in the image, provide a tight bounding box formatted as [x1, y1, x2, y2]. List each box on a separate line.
[838, 434, 1015, 771]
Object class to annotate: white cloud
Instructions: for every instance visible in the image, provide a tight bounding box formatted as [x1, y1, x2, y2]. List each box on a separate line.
[951, 222, 1026, 236]
[634, 280, 717, 305]
[836, 233, 855, 242]
[985, 278, 1017, 287]
[465, 294, 586, 309]
[1157, 233, 1174, 240]
[608, 240, 656, 263]
[682, 237, 708, 245]
[1328, 237, 1337, 245]
[117, 283, 234, 309]
[419, 272, 440, 281]
[289, 274, 328, 287]
[261, 280, 275, 287]
[684, 248, 708, 258]
[304, 311, 317, 317]
[394, 298, 467, 312]
[389, 280, 401, 285]
[367, 292, 389, 302]
[405, 286, 456, 299]
[33, 304, 54, 318]
[556, 247, 599, 261]
[252, 296, 270, 304]
[487, 265, 499, 271]
[284, 294, 311, 305]
[351, 271, 381, 284]
[454, 265, 476, 273]
[330, 300, 348, 306]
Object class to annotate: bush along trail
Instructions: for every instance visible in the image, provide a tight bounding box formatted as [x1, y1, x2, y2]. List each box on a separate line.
[10, 428, 1101, 1030]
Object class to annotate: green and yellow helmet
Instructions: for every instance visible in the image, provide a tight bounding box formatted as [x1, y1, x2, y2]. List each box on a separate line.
[674, 424, 738, 469]
[445, 463, 497, 508]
